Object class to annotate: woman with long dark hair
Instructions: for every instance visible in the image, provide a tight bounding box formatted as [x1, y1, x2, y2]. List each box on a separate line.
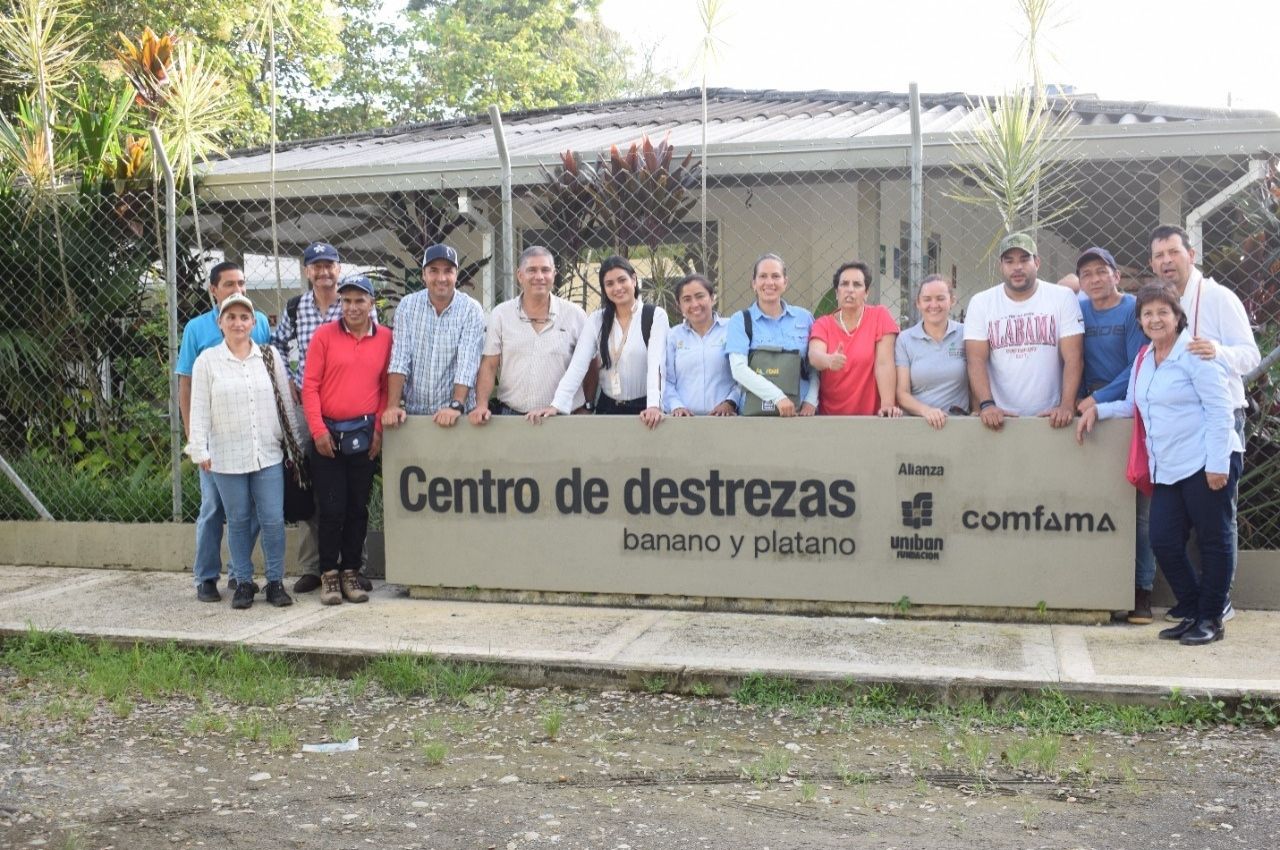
[532, 256, 668, 429]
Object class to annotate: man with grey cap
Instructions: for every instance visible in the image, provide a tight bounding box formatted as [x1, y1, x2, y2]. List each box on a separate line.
[271, 241, 375, 594]
[963, 232, 1084, 431]
[383, 244, 486, 428]
[1074, 245, 1154, 624]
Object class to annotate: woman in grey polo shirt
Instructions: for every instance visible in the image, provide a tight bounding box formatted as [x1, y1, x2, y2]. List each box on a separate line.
[895, 275, 970, 429]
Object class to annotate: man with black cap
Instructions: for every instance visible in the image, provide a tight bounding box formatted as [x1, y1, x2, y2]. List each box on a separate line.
[272, 241, 375, 593]
[301, 275, 392, 605]
[963, 232, 1085, 431]
[1074, 245, 1154, 624]
[383, 244, 486, 428]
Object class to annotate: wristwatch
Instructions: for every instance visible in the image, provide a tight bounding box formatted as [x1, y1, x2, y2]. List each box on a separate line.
[447, 400, 465, 413]
[583, 401, 595, 412]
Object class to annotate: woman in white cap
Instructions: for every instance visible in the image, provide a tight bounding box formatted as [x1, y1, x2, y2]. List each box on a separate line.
[186, 293, 300, 610]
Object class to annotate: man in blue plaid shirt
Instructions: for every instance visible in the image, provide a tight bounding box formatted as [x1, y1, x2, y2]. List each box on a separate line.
[383, 244, 485, 428]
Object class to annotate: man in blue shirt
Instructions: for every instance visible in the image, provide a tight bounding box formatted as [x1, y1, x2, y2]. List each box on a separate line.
[1073, 246, 1153, 624]
[176, 261, 272, 602]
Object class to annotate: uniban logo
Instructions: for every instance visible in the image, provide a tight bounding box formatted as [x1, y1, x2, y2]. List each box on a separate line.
[901, 492, 933, 529]
[893, 492, 943, 560]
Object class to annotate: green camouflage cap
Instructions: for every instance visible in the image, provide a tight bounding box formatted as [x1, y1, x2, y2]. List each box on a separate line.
[998, 232, 1038, 258]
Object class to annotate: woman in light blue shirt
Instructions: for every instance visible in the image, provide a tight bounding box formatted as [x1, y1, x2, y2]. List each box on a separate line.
[665, 274, 739, 416]
[1077, 285, 1242, 646]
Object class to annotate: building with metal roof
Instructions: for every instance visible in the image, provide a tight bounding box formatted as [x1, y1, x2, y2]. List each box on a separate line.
[195, 88, 1279, 316]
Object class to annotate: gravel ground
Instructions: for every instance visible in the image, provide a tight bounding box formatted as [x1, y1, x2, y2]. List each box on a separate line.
[2, 674, 1279, 850]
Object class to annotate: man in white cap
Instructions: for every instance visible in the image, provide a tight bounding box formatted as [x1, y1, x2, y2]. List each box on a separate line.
[383, 244, 486, 428]
[964, 231, 1085, 431]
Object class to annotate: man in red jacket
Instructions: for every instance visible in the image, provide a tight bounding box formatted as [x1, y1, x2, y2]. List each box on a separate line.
[301, 275, 392, 604]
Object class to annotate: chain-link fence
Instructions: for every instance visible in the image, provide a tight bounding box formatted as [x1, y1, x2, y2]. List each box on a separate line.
[2, 111, 1277, 550]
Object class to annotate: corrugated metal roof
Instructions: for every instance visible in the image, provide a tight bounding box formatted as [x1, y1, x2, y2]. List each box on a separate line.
[202, 87, 1277, 180]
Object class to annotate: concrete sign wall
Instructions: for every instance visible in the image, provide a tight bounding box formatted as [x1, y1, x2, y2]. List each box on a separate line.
[383, 418, 1134, 611]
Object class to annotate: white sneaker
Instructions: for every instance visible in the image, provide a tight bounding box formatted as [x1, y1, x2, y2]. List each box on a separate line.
[1222, 599, 1236, 622]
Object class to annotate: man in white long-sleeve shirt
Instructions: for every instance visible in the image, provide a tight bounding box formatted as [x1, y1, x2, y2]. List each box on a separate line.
[1148, 224, 1261, 623]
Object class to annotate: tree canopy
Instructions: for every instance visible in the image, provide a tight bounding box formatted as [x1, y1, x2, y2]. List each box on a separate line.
[4, 0, 673, 146]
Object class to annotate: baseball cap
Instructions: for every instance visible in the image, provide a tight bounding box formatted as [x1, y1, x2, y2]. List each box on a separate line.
[337, 275, 375, 297]
[218, 292, 255, 318]
[998, 232, 1038, 258]
[1075, 246, 1117, 273]
[422, 244, 459, 268]
[303, 242, 340, 265]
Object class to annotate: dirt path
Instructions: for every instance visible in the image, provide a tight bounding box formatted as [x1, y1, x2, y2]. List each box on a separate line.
[3, 680, 1279, 849]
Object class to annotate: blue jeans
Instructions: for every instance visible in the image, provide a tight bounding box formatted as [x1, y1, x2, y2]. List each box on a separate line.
[194, 467, 259, 585]
[211, 463, 286, 585]
[1135, 490, 1155, 591]
[1150, 453, 1242, 622]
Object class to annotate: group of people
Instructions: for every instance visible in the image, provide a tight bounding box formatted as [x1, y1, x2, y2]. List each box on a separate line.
[180, 224, 1260, 646]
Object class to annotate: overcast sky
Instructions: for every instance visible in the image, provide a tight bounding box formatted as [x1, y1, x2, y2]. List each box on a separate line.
[599, 0, 1278, 114]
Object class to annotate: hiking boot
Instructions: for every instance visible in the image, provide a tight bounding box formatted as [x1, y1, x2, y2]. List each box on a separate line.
[196, 579, 221, 603]
[319, 571, 343, 606]
[340, 570, 369, 604]
[293, 573, 322, 593]
[1126, 588, 1153, 625]
[231, 581, 255, 610]
[264, 581, 293, 608]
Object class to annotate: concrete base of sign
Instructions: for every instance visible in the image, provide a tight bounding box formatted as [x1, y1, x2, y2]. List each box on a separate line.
[405, 584, 1114, 624]
[0, 521, 387, 578]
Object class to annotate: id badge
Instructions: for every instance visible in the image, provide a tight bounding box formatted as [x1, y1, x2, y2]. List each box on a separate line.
[608, 372, 622, 398]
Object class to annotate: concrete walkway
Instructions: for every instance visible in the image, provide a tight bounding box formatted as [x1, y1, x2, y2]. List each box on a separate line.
[1, 565, 1277, 702]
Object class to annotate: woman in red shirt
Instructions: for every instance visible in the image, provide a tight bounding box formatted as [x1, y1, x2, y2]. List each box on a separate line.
[808, 261, 901, 416]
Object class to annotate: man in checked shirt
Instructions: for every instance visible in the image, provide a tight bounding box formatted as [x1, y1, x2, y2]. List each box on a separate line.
[382, 244, 486, 429]
[272, 241, 376, 594]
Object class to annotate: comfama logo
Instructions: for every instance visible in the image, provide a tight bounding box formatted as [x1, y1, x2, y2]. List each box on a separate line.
[962, 505, 1116, 533]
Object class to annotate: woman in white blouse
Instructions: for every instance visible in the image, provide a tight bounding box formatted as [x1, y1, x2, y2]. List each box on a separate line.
[531, 256, 668, 430]
[186, 293, 299, 610]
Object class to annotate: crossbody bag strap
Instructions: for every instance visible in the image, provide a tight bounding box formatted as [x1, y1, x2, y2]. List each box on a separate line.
[260, 344, 309, 487]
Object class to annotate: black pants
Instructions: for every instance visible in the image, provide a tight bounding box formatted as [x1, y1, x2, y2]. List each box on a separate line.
[595, 395, 646, 415]
[309, 445, 377, 574]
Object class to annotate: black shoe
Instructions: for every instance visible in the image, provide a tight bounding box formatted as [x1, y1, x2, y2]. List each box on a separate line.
[1179, 619, 1224, 646]
[196, 579, 221, 603]
[292, 574, 322, 593]
[231, 582, 255, 610]
[227, 577, 260, 594]
[1158, 617, 1197, 640]
[264, 581, 294, 607]
[1164, 603, 1195, 622]
[355, 572, 373, 592]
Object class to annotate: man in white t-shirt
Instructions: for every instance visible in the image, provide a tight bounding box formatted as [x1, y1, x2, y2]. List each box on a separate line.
[964, 232, 1085, 431]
